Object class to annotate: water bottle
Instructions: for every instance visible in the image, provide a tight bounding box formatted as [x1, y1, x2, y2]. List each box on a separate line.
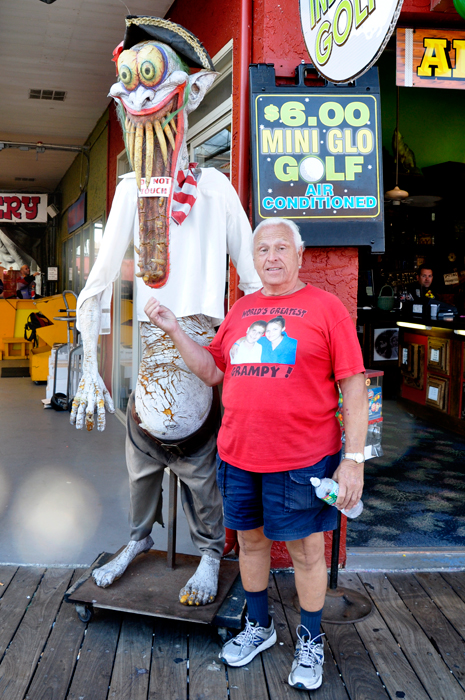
[310, 477, 364, 519]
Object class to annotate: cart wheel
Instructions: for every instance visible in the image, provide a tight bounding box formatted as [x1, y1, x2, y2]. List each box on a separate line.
[75, 603, 93, 623]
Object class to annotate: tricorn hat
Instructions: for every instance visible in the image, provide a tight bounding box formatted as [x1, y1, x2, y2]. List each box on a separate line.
[123, 16, 215, 71]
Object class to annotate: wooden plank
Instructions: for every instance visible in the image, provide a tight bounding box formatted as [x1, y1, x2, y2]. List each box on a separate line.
[359, 572, 465, 700]
[0, 567, 45, 657]
[274, 572, 349, 700]
[108, 614, 154, 700]
[415, 572, 465, 639]
[148, 618, 188, 700]
[321, 621, 390, 700]
[0, 566, 18, 598]
[228, 658, 269, 700]
[24, 569, 87, 700]
[0, 567, 73, 700]
[188, 623, 228, 700]
[66, 609, 121, 700]
[387, 573, 465, 691]
[338, 572, 430, 700]
[441, 572, 465, 606]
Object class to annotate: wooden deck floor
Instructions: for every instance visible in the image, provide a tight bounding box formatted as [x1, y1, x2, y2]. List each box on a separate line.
[0, 565, 465, 700]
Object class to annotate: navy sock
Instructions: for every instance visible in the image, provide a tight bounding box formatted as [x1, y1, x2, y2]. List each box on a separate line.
[245, 588, 269, 628]
[300, 607, 323, 641]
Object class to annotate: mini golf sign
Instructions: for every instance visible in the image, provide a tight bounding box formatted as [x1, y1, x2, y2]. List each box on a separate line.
[300, 0, 404, 83]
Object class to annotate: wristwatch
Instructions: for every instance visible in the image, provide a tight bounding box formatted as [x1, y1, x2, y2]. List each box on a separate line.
[344, 452, 365, 464]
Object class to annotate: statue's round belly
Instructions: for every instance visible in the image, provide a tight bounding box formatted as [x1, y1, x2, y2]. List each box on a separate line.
[134, 317, 216, 441]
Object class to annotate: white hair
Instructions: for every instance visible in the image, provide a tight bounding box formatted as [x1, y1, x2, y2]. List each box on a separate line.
[252, 218, 305, 252]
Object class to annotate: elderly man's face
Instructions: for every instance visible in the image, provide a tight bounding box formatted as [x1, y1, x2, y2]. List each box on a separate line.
[253, 224, 302, 293]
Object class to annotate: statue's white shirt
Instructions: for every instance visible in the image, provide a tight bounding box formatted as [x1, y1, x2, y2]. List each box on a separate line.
[76, 168, 261, 333]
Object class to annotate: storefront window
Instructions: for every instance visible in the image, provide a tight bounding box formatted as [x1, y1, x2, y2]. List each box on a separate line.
[188, 40, 232, 177]
[113, 242, 135, 414]
[94, 221, 103, 259]
[61, 217, 103, 294]
[194, 126, 231, 175]
[82, 227, 91, 286]
[74, 239, 81, 292]
[112, 149, 138, 420]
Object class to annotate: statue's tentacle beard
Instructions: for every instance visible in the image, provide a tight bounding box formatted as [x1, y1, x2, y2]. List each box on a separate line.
[124, 95, 179, 289]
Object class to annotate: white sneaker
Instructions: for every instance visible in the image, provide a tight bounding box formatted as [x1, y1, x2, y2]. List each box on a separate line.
[219, 615, 277, 667]
[288, 626, 325, 690]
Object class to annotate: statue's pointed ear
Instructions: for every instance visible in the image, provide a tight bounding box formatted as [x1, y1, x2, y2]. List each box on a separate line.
[186, 71, 218, 114]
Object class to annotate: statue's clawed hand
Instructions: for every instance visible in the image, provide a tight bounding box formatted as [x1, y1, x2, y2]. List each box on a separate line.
[70, 370, 115, 431]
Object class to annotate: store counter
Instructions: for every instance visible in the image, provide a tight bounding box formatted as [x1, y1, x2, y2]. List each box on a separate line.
[0, 298, 36, 358]
[0, 294, 76, 381]
[397, 318, 465, 435]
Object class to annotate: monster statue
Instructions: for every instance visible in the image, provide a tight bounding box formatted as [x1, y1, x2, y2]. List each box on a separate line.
[71, 16, 260, 606]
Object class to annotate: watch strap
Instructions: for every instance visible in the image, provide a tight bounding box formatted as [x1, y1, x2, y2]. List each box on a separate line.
[344, 452, 365, 463]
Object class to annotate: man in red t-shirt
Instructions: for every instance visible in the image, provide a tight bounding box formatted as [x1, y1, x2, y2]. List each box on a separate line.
[145, 219, 367, 691]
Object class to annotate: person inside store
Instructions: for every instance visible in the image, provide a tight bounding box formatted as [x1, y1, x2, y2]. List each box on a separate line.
[16, 264, 40, 299]
[144, 218, 368, 692]
[408, 264, 436, 299]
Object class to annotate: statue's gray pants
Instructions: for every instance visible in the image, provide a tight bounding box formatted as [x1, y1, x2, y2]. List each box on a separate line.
[125, 393, 225, 559]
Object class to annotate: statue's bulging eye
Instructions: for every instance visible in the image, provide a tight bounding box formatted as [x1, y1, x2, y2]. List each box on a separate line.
[137, 44, 167, 88]
[140, 61, 156, 81]
[118, 50, 138, 91]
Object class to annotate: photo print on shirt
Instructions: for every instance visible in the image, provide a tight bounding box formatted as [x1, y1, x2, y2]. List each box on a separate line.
[230, 313, 298, 368]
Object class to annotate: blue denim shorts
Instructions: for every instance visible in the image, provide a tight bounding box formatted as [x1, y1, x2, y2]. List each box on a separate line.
[216, 452, 340, 541]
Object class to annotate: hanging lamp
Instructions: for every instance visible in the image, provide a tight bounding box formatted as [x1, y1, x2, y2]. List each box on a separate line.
[385, 87, 409, 205]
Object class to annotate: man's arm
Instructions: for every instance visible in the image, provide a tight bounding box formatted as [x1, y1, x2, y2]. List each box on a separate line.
[144, 298, 224, 387]
[332, 372, 368, 511]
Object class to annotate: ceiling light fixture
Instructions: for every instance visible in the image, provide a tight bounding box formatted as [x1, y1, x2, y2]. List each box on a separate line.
[39, 0, 58, 4]
[385, 87, 409, 205]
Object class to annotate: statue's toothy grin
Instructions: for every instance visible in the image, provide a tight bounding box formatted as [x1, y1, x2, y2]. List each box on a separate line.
[122, 92, 182, 288]
[110, 34, 216, 290]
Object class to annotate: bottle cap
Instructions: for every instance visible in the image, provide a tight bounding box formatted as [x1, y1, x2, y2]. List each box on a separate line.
[310, 477, 320, 487]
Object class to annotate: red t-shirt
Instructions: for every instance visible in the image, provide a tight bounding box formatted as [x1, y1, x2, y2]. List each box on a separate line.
[206, 284, 365, 472]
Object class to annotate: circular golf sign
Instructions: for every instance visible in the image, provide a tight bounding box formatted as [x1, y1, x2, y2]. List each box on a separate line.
[300, 0, 404, 83]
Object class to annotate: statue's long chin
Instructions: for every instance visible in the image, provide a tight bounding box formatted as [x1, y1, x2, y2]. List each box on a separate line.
[121, 90, 187, 289]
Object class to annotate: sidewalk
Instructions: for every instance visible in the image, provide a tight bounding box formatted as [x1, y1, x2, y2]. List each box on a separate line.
[0, 370, 197, 566]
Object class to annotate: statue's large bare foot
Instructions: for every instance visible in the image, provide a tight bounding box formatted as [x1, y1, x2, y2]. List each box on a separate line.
[179, 554, 220, 606]
[92, 536, 154, 588]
